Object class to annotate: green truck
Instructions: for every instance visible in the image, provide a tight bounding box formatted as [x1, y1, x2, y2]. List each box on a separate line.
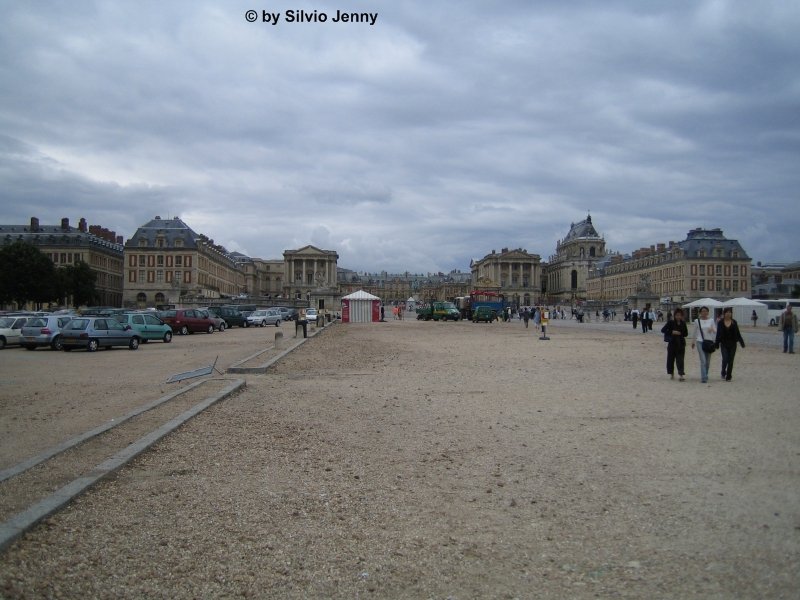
[416, 301, 461, 321]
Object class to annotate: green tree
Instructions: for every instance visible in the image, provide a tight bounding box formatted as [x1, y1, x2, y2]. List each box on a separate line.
[62, 261, 98, 307]
[0, 242, 57, 308]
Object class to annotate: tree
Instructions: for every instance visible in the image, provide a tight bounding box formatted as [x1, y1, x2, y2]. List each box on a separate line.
[63, 261, 98, 307]
[0, 242, 57, 308]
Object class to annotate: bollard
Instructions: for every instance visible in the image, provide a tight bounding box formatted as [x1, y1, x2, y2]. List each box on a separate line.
[274, 330, 284, 350]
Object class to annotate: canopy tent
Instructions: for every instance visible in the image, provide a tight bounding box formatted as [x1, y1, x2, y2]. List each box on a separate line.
[682, 297, 725, 320]
[341, 290, 382, 323]
[721, 297, 768, 326]
[682, 298, 724, 308]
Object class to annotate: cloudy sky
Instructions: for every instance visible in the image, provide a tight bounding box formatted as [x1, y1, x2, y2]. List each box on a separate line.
[2, 1, 798, 273]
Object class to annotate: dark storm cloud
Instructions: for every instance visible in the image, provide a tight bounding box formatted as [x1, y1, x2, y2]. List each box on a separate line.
[1, 0, 798, 272]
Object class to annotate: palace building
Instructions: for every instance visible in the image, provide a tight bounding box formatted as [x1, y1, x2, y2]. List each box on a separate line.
[470, 247, 542, 307]
[123, 216, 243, 308]
[586, 228, 751, 304]
[1, 217, 124, 307]
[544, 215, 606, 303]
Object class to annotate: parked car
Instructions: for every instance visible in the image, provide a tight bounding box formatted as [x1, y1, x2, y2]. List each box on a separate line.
[0, 316, 29, 349]
[158, 309, 218, 335]
[472, 306, 496, 323]
[247, 309, 282, 327]
[21, 315, 75, 350]
[114, 312, 173, 343]
[272, 307, 298, 321]
[60, 317, 141, 351]
[209, 306, 249, 328]
[306, 308, 318, 323]
[197, 309, 226, 332]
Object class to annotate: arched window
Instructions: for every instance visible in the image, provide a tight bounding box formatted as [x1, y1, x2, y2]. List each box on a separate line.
[155, 292, 165, 304]
[571, 270, 578, 289]
[580, 247, 585, 258]
[136, 292, 147, 308]
[589, 246, 596, 257]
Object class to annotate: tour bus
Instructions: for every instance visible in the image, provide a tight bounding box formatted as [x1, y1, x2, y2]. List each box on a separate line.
[758, 299, 800, 326]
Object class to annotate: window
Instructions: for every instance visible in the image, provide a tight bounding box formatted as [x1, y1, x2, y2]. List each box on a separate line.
[147, 271, 155, 283]
[175, 239, 183, 248]
[733, 280, 739, 292]
[166, 271, 173, 283]
[691, 264, 698, 276]
[175, 256, 183, 267]
[724, 265, 731, 277]
[699, 265, 705, 276]
[156, 237, 165, 248]
[129, 255, 137, 267]
[699, 280, 706, 291]
[733, 265, 739, 276]
[157, 270, 164, 282]
[691, 279, 698, 291]
[138, 270, 145, 282]
[129, 271, 136, 282]
[184, 271, 191, 283]
[716, 280, 722, 291]
[741, 266, 747, 276]
[715, 265, 722, 276]
[139, 256, 146, 267]
[138, 239, 147, 247]
[175, 271, 181, 283]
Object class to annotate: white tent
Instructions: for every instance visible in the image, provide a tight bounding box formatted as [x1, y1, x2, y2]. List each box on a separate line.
[682, 298, 725, 308]
[682, 297, 725, 319]
[341, 290, 382, 323]
[721, 297, 768, 326]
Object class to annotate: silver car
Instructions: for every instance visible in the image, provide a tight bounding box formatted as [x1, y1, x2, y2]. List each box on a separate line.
[246, 309, 282, 327]
[21, 315, 75, 350]
[60, 317, 141, 352]
[0, 316, 29, 349]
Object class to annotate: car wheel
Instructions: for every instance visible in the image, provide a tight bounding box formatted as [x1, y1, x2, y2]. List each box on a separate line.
[275, 320, 280, 327]
[25, 345, 37, 350]
[51, 336, 63, 351]
[260, 321, 266, 327]
[129, 337, 140, 350]
[163, 331, 172, 343]
[243, 321, 249, 328]
[219, 322, 226, 332]
[207, 325, 214, 334]
[0, 337, 5, 350]
[180, 326, 189, 336]
[87, 339, 99, 352]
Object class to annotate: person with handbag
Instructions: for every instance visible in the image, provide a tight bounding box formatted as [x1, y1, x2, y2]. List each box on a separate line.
[715, 307, 745, 381]
[690, 306, 717, 384]
[661, 307, 689, 381]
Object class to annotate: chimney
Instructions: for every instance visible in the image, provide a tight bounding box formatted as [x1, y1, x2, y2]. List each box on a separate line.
[116, 235, 123, 244]
[657, 243, 665, 253]
[61, 217, 70, 230]
[79, 218, 87, 232]
[30, 217, 39, 232]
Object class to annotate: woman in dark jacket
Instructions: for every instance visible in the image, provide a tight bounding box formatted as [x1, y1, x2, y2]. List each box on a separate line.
[715, 307, 745, 381]
[661, 308, 689, 381]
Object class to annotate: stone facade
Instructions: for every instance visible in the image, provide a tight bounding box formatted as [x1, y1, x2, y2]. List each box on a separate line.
[586, 228, 751, 305]
[1, 217, 124, 307]
[544, 215, 606, 304]
[123, 216, 243, 308]
[283, 245, 339, 311]
[470, 247, 542, 307]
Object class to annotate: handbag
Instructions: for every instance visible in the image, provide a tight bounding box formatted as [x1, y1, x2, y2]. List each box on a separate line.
[697, 319, 716, 354]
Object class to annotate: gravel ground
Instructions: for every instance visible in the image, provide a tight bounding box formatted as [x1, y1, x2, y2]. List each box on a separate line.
[0, 318, 798, 599]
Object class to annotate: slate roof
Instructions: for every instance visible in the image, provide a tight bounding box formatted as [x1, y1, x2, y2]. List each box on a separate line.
[0, 222, 123, 252]
[563, 215, 600, 241]
[677, 228, 750, 259]
[125, 216, 201, 249]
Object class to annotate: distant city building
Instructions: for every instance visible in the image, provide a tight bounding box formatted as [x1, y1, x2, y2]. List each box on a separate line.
[544, 215, 606, 303]
[1, 217, 124, 307]
[123, 216, 243, 307]
[751, 261, 800, 298]
[586, 228, 751, 304]
[470, 247, 542, 307]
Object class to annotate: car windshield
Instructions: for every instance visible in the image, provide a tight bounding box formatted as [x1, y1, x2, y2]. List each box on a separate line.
[26, 318, 47, 328]
[252, 310, 266, 316]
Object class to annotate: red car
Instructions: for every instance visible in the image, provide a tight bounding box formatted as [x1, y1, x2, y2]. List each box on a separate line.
[158, 309, 218, 335]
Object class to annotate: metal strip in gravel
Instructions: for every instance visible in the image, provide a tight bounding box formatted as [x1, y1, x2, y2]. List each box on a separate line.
[0, 378, 245, 552]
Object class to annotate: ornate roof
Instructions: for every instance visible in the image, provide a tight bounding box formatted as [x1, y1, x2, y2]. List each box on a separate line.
[563, 214, 600, 242]
[125, 216, 201, 249]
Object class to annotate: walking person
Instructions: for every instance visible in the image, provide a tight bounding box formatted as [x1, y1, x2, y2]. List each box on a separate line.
[751, 309, 758, 327]
[661, 308, 689, 381]
[533, 307, 541, 331]
[691, 306, 717, 383]
[714, 307, 745, 381]
[522, 307, 530, 328]
[779, 304, 798, 353]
